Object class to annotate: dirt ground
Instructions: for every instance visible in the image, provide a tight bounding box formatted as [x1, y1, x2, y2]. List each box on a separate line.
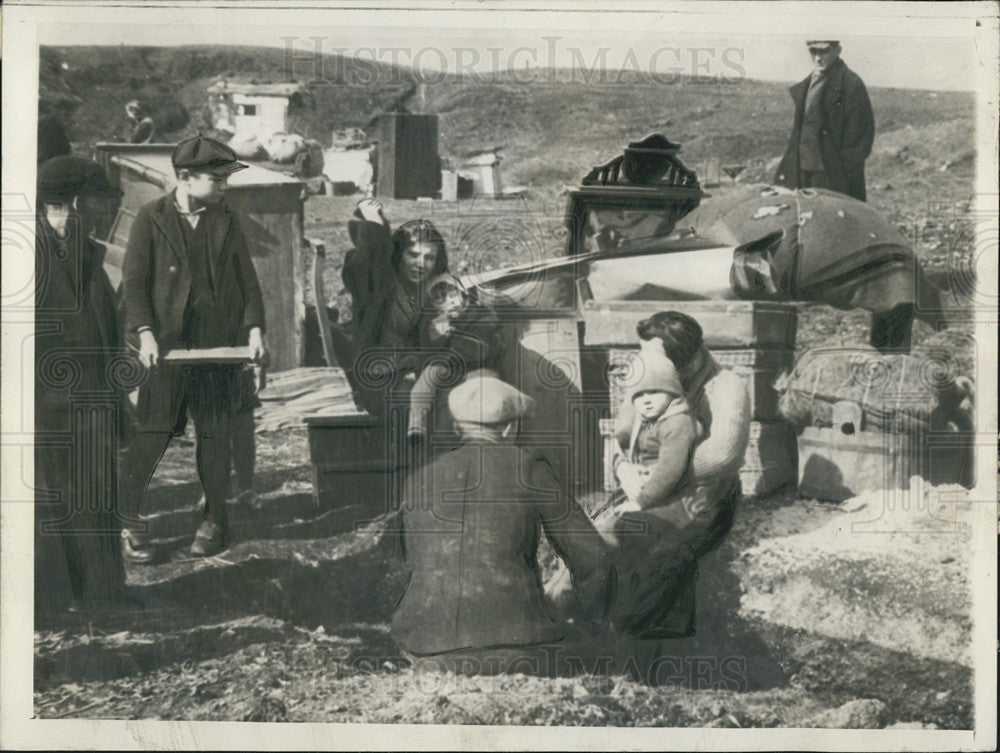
[33, 392, 975, 728]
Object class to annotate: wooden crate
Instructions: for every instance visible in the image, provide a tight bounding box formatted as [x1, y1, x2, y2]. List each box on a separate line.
[743, 419, 797, 468]
[797, 426, 974, 501]
[582, 299, 798, 350]
[741, 419, 798, 496]
[304, 410, 404, 529]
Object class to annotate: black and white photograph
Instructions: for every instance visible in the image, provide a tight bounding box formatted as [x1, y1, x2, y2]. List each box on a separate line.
[1, 1, 997, 750]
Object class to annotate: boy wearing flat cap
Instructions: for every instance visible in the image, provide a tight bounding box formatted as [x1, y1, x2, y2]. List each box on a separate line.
[120, 135, 266, 560]
[775, 40, 875, 201]
[392, 375, 613, 677]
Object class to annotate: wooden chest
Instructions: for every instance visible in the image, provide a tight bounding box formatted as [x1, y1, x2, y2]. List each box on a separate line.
[304, 410, 404, 529]
[740, 419, 798, 497]
[797, 425, 975, 501]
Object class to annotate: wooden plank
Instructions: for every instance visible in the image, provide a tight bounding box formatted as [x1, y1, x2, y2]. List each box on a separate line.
[108, 207, 138, 249]
[377, 113, 440, 199]
[92, 238, 125, 291]
[224, 183, 305, 371]
[161, 346, 251, 364]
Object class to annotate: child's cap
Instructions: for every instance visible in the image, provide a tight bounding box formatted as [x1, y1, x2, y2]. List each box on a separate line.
[627, 354, 684, 402]
[172, 135, 248, 177]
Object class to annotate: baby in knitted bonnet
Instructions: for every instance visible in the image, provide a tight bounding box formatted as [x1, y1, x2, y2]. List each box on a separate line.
[611, 353, 702, 514]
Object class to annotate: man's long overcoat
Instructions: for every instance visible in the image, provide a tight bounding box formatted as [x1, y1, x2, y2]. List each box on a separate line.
[775, 58, 875, 201]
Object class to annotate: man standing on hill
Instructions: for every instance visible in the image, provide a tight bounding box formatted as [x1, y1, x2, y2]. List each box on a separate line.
[775, 40, 875, 201]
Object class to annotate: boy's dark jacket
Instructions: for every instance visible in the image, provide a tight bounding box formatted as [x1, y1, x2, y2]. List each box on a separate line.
[122, 194, 265, 349]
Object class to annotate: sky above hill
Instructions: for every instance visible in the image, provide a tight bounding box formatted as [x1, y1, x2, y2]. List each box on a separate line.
[34, 2, 985, 92]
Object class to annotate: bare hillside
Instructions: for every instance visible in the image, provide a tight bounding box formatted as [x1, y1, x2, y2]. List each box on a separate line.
[42, 44, 975, 203]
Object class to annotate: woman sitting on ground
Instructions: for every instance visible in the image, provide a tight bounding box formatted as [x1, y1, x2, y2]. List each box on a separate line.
[602, 310, 751, 641]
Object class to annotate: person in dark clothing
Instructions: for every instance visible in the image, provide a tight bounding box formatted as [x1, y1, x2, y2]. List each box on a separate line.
[339, 199, 448, 419]
[193, 362, 263, 513]
[774, 40, 875, 201]
[34, 156, 135, 620]
[393, 375, 613, 677]
[119, 136, 266, 562]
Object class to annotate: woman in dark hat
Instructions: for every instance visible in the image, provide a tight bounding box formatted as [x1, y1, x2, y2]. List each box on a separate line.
[34, 155, 135, 621]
